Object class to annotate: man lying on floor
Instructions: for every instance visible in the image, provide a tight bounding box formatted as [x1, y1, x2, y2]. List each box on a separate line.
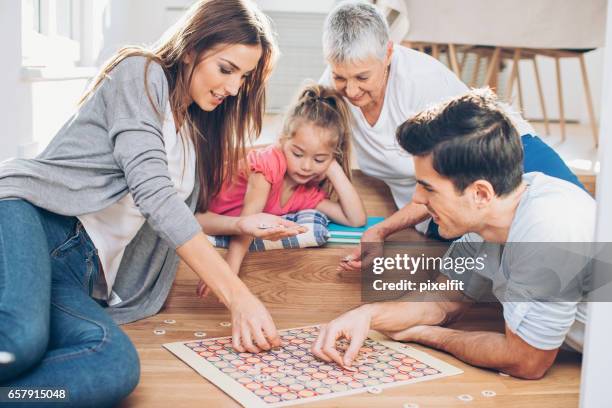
[312, 88, 595, 379]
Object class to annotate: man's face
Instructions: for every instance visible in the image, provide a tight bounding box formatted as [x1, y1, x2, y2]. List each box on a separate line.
[412, 155, 479, 238]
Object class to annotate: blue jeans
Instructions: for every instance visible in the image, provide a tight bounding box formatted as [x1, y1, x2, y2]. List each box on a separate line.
[0, 200, 139, 407]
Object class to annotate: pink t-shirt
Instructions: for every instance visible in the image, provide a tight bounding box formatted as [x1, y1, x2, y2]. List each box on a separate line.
[208, 145, 327, 216]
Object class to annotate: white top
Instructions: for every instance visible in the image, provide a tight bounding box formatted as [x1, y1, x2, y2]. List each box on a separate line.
[79, 102, 196, 296]
[444, 173, 595, 351]
[321, 45, 534, 210]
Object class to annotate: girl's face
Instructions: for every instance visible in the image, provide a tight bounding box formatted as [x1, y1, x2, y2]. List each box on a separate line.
[186, 43, 262, 111]
[282, 123, 336, 185]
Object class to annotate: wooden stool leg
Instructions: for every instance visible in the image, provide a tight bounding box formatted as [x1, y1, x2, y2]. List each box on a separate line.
[579, 54, 599, 146]
[471, 54, 482, 87]
[448, 43, 461, 77]
[431, 43, 439, 60]
[459, 49, 468, 78]
[506, 48, 520, 102]
[516, 59, 525, 112]
[532, 57, 550, 135]
[555, 56, 566, 142]
[484, 47, 501, 90]
[417, 44, 425, 53]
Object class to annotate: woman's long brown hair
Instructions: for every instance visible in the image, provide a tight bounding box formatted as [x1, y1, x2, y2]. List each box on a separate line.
[79, 0, 278, 212]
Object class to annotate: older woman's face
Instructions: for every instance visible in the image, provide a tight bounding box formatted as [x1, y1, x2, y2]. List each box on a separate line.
[329, 52, 391, 110]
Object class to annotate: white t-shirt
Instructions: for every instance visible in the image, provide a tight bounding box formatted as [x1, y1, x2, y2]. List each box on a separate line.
[79, 102, 196, 297]
[443, 172, 595, 351]
[320, 45, 535, 209]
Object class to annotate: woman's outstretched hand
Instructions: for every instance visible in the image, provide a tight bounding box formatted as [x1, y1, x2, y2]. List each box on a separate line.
[236, 213, 307, 240]
[229, 290, 281, 353]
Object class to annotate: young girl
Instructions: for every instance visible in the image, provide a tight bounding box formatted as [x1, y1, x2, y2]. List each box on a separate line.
[201, 84, 367, 292]
[0, 0, 300, 404]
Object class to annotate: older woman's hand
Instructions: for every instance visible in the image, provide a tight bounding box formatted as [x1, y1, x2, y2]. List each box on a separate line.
[237, 213, 307, 240]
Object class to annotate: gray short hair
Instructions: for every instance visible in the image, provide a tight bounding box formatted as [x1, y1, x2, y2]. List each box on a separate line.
[323, 1, 390, 63]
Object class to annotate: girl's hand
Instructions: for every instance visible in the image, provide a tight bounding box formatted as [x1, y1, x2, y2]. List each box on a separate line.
[196, 279, 211, 298]
[197, 255, 242, 298]
[236, 213, 307, 240]
[230, 290, 281, 353]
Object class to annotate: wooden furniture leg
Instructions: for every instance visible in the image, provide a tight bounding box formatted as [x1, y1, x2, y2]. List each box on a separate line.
[471, 54, 482, 87]
[431, 43, 440, 59]
[579, 54, 599, 146]
[448, 43, 461, 77]
[532, 57, 550, 135]
[555, 56, 566, 142]
[484, 47, 501, 90]
[506, 48, 521, 102]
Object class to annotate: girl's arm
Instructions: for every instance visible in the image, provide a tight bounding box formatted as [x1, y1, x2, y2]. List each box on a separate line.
[177, 231, 280, 353]
[316, 160, 367, 227]
[225, 173, 272, 274]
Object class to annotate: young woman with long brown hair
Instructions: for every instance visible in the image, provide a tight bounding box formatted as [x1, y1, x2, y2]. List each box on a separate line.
[0, 0, 299, 404]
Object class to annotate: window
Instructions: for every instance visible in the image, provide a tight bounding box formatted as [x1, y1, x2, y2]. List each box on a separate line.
[22, 0, 84, 67]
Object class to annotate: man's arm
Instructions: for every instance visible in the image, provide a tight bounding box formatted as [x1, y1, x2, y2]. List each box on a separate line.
[388, 324, 559, 379]
[372, 201, 431, 238]
[311, 287, 471, 367]
[339, 201, 430, 271]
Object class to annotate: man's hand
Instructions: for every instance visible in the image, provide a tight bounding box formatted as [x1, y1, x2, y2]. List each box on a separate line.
[311, 305, 374, 367]
[338, 227, 384, 272]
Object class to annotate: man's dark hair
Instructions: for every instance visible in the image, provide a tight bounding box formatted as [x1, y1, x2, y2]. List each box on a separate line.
[397, 88, 524, 196]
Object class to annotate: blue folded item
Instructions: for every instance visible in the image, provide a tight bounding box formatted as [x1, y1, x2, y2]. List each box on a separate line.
[328, 217, 385, 243]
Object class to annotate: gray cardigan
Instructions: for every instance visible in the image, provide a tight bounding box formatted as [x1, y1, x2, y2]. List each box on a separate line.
[0, 56, 202, 324]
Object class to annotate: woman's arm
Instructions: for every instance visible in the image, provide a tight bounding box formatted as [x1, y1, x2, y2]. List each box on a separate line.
[225, 173, 272, 274]
[177, 231, 280, 353]
[316, 161, 367, 227]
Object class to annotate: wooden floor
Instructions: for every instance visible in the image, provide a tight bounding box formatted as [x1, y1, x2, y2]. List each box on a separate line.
[120, 171, 582, 408]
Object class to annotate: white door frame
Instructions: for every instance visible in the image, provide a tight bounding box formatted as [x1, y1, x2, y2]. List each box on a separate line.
[580, 0, 612, 406]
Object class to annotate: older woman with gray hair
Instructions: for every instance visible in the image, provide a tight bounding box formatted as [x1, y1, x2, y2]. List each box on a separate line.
[320, 1, 583, 271]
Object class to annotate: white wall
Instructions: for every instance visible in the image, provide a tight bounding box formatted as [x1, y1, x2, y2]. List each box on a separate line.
[0, 0, 31, 160]
[0, 0, 605, 162]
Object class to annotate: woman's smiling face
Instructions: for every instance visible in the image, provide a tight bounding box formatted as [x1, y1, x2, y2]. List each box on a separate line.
[186, 43, 262, 111]
[328, 44, 392, 110]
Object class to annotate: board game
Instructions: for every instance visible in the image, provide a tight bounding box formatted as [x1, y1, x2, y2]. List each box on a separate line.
[164, 326, 462, 407]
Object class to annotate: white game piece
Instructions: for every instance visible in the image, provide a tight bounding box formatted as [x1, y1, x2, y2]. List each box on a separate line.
[403, 403, 420, 408]
[163, 319, 176, 324]
[258, 223, 282, 230]
[481, 390, 496, 397]
[342, 255, 354, 262]
[457, 394, 474, 402]
[153, 329, 166, 335]
[367, 386, 383, 394]
[0, 351, 15, 364]
[220, 321, 232, 327]
[498, 371, 510, 377]
[194, 332, 207, 338]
